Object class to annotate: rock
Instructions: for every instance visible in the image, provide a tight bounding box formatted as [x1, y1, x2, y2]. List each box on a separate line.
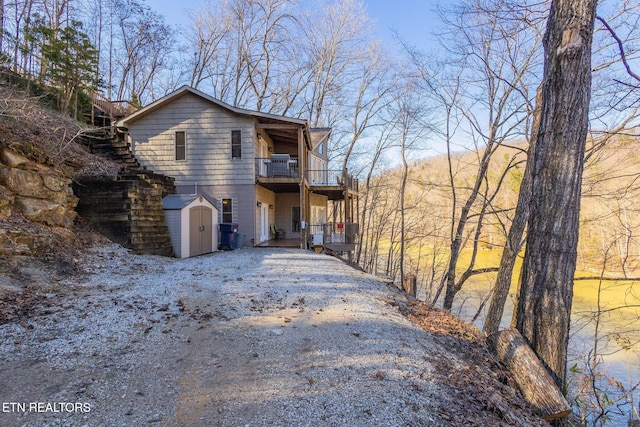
[0, 167, 73, 204]
[0, 148, 29, 168]
[0, 228, 57, 256]
[14, 197, 75, 227]
[0, 185, 13, 218]
[148, 413, 162, 422]
[0, 167, 45, 198]
[0, 147, 78, 228]
[41, 171, 69, 193]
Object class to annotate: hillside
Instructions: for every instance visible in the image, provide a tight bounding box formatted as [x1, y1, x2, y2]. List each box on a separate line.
[360, 136, 640, 283]
[0, 80, 121, 292]
[357, 134, 640, 425]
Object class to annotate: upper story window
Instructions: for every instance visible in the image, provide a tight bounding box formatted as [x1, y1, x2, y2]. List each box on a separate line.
[175, 131, 186, 161]
[231, 130, 242, 159]
[318, 143, 325, 155]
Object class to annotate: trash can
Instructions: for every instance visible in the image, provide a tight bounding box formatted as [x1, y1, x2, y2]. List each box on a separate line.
[219, 223, 238, 250]
[236, 232, 245, 249]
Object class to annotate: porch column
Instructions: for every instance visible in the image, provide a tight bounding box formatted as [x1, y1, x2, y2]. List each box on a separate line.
[298, 126, 307, 249]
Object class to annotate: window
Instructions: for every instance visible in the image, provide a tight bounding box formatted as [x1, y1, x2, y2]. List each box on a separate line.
[231, 130, 242, 159]
[292, 207, 300, 232]
[222, 198, 233, 223]
[175, 131, 186, 161]
[318, 143, 325, 155]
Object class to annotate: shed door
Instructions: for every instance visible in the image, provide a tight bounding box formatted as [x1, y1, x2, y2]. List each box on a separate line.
[190, 206, 213, 256]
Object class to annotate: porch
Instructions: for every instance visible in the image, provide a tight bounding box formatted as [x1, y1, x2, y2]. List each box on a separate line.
[309, 222, 359, 253]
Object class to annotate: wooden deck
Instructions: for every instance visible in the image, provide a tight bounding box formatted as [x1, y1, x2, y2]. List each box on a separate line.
[255, 238, 301, 248]
[324, 243, 356, 252]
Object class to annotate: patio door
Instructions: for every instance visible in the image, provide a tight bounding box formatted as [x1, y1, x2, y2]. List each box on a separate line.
[259, 138, 268, 177]
[260, 204, 269, 242]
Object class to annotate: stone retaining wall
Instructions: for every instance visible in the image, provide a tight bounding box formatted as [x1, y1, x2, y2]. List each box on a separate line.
[0, 148, 78, 256]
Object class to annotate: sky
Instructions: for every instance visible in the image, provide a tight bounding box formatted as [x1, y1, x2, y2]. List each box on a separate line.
[150, 0, 448, 158]
[152, 0, 445, 53]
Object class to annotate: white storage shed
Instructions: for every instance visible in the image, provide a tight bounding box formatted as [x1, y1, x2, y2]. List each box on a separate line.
[162, 194, 219, 258]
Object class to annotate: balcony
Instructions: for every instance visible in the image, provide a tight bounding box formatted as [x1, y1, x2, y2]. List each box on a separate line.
[255, 155, 300, 192]
[307, 170, 359, 199]
[255, 155, 299, 178]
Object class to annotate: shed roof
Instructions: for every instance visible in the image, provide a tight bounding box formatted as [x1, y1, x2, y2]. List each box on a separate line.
[162, 193, 218, 210]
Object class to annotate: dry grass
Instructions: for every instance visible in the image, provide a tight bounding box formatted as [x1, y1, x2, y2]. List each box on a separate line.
[0, 80, 118, 176]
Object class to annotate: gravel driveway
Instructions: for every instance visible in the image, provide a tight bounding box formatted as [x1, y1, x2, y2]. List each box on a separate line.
[0, 246, 544, 426]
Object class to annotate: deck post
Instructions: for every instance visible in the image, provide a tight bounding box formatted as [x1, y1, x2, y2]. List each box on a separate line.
[298, 126, 306, 249]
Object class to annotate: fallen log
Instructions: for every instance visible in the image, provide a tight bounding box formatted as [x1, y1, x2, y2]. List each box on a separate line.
[490, 328, 572, 421]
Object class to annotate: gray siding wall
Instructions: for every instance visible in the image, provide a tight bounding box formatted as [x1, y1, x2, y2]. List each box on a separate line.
[176, 183, 256, 246]
[128, 93, 256, 187]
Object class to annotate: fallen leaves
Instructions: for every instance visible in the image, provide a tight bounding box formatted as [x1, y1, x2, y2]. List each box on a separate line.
[398, 299, 548, 426]
[0, 285, 63, 325]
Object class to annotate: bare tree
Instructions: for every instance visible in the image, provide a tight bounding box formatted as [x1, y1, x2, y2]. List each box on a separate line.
[355, 129, 395, 266]
[385, 78, 430, 285]
[299, 0, 372, 127]
[336, 40, 393, 175]
[423, 0, 541, 310]
[0, 0, 4, 56]
[187, 1, 232, 90]
[109, 0, 174, 104]
[3, 0, 35, 73]
[483, 86, 540, 337]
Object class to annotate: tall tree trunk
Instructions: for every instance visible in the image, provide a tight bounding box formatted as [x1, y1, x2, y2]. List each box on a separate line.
[514, 0, 596, 392]
[0, 0, 4, 55]
[442, 137, 496, 310]
[399, 131, 409, 286]
[483, 86, 542, 338]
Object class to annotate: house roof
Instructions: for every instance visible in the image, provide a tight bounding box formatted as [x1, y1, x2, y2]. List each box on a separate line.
[117, 85, 313, 148]
[162, 193, 218, 210]
[309, 128, 331, 151]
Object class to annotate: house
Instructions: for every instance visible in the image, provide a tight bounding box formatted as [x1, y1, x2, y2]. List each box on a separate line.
[117, 86, 358, 250]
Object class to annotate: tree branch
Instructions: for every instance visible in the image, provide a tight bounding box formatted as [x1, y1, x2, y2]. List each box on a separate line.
[596, 15, 640, 85]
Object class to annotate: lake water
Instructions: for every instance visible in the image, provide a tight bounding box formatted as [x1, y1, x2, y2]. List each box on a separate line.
[448, 282, 640, 425]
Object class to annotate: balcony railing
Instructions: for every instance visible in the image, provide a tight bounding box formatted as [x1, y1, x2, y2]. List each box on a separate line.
[307, 170, 359, 192]
[324, 222, 359, 244]
[308, 222, 359, 247]
[255, 156, 299, 178]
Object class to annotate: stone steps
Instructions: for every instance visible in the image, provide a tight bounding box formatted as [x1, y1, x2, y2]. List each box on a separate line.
[74, 129, 176, 256]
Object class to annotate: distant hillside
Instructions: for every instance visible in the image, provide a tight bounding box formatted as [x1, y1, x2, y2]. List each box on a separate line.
[358, 136, 640, 283]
